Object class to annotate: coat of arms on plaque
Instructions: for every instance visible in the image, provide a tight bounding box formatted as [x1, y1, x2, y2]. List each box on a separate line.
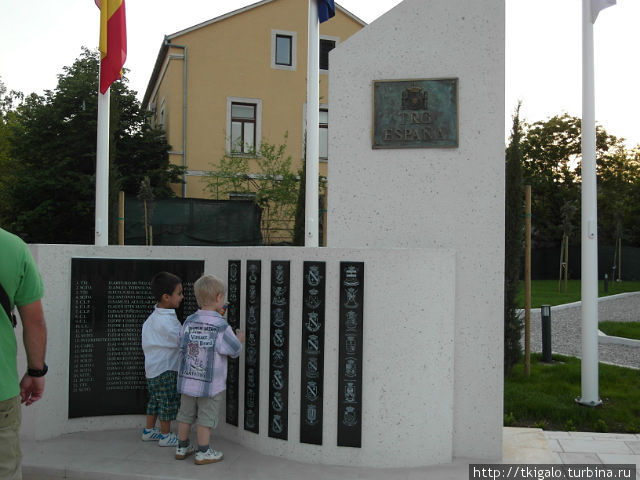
[274, 264, 285, 285]
[402, 85, 428, 110]
[306, 404, 318, 425]
[343, 266, 360, 287]
[306, 265, 322, 286]
[343, 406, 358, 427]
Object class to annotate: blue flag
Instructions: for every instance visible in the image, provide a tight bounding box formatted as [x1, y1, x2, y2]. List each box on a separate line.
[317, 0, 335, 23]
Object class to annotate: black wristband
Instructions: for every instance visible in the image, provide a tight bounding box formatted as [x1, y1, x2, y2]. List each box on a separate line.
[27, 363, 48, 377]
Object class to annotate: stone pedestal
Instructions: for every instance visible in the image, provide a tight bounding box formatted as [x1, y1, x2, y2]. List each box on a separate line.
[328, 0, 505, 460]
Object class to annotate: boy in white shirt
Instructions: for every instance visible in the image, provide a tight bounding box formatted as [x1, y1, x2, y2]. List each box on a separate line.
[141, 271, 184, 447]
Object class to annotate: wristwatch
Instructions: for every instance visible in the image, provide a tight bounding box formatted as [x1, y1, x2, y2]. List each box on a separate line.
[27, 363, 48, 377]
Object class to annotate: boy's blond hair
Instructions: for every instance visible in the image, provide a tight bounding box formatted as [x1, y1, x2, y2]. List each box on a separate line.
[194, 274, 226, 307]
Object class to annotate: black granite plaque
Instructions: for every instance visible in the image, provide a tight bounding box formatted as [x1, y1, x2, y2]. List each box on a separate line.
[226, 260, 242, 426]
[268, 261, 290, 440]
[300, 262, 326, 445]
[244, 260, 261, 433]
[337, 262, 364, 448]
[68, 258, 203, 418]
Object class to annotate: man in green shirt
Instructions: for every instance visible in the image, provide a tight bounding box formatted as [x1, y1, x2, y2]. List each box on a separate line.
[0, 227, 47, 480]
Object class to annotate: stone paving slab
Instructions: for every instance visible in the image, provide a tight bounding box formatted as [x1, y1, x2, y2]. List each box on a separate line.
[545, 430, 640, 479]
[553, 438, 634, 454]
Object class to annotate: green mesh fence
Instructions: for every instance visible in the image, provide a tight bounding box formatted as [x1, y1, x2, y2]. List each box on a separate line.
[531, 245, 640, 281]
[123, 197, 262, 246]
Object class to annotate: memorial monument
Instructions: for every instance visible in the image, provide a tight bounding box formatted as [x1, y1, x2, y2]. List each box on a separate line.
[18, 0, 504, 469]
[328, 0, 505, 461]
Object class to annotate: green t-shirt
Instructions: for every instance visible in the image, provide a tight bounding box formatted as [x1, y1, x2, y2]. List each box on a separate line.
[0, 228, 44, 401]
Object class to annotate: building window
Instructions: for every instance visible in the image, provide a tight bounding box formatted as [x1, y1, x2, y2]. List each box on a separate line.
[319, 108, 328, 160]
[226, 97, 262, 155]
[320, 36, 339, 72]
[159, 100, 166, 129]
[231, 103, 255, 154]
[275, 35, 292, 66]
[271, 30, 297, 71]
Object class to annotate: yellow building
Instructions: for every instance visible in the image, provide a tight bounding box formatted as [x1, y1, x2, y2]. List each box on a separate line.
[142, 0, 365, 244]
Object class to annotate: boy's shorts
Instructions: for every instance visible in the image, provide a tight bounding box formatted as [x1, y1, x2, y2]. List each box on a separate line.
[146, 370, 180, 421]
[176, 392, 224, 428]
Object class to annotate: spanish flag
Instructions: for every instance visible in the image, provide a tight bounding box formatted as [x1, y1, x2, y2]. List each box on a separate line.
[95, 0, 127, 94]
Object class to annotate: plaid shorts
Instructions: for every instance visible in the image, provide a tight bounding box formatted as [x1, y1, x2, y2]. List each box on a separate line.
[146, 370, 180, 421]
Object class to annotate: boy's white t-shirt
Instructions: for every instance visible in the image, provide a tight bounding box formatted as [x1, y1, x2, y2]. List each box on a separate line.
[141, 306, 181, 379]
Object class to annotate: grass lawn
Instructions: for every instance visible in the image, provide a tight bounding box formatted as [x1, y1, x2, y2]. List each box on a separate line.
[504, 354, 640, 433]
[598, 321, 640, 340]
[516, 280, 640, 309]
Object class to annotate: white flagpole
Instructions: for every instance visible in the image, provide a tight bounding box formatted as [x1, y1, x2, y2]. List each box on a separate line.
[95, 71, 110, 246]
[577, 0, 601, 406]
[305, 0, 320, 247]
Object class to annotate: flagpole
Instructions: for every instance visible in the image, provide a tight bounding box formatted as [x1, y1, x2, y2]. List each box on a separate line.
[95, 74, 110, 246]
[577, 0, 601, 407]
[305, 0, 320, 247]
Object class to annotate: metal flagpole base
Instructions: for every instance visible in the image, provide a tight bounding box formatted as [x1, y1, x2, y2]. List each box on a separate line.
[575, 396, 602, 407]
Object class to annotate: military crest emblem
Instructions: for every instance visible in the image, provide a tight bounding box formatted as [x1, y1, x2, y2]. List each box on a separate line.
[402, 85, 428, 110]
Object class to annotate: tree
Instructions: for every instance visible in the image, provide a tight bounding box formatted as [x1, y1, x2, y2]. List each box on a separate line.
[504, 103, 524, 374]
[520, 114, 582, 248]
[206, 135, 298, 245]
[520, 114, 633, 251]
[558, 200, 578, 291]
[596, 141, 639, 245]
[293, 156, 306, 246]
[0, 49, 181, 243]
[0, 77, 18, 223]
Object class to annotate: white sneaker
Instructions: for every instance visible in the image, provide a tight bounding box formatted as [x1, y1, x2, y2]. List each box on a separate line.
[175, 443, 196, 460]
[194, 448, 224, 465]
[141, 427, 162, 442]
[158, 432, 179, 447]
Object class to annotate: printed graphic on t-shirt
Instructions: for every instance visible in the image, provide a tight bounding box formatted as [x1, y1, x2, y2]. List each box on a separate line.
[179, 321, 219, 383]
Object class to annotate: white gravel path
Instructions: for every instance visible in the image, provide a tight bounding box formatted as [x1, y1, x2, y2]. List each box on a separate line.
[520, 292, 640, 369]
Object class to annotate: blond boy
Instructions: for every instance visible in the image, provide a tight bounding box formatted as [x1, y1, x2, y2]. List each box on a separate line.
[175, 275, 245, 465]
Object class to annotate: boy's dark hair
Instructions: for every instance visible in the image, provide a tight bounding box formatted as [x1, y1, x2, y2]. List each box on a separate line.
[151, 272, 182, 301]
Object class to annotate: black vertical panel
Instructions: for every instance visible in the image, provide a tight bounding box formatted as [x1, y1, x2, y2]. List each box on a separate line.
[268, 261, 290, 440]
[337, 262, 364, 448]
[244, 260, 261, 434]
[68, 258, 203, 418]
[226, 260, 241, 426]
[300, 262, 326, 445]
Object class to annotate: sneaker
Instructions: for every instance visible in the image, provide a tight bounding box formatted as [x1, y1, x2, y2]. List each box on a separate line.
[141, 427, 162, 442]
[175, 443, 196, 460]
[194, 448, 224, 465]
[158, 432, 179, 447]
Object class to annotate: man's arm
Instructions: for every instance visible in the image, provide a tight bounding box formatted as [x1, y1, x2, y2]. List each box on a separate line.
[18, 299, 47, 405]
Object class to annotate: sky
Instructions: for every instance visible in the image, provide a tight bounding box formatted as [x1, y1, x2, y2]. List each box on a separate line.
[1, 0, 638, 146]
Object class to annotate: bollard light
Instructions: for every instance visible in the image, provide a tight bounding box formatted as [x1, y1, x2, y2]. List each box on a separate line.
[541, 304, 552, 363]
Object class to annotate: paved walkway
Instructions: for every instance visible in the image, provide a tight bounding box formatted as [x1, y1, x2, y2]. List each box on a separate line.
[546, 430, 640, 468]
[21, 427, 640, 480]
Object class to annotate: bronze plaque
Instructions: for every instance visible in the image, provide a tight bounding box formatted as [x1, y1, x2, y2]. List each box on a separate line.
[372, 78, 458, 149]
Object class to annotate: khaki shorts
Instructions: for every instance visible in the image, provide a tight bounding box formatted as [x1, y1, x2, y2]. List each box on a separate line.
[0, 395, 22, 480]
[177, 392, 224, 428]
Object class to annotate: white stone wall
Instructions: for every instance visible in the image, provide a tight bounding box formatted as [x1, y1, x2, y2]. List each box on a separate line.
[328, 0, 505, 460]
[20, 244, 456, 467]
